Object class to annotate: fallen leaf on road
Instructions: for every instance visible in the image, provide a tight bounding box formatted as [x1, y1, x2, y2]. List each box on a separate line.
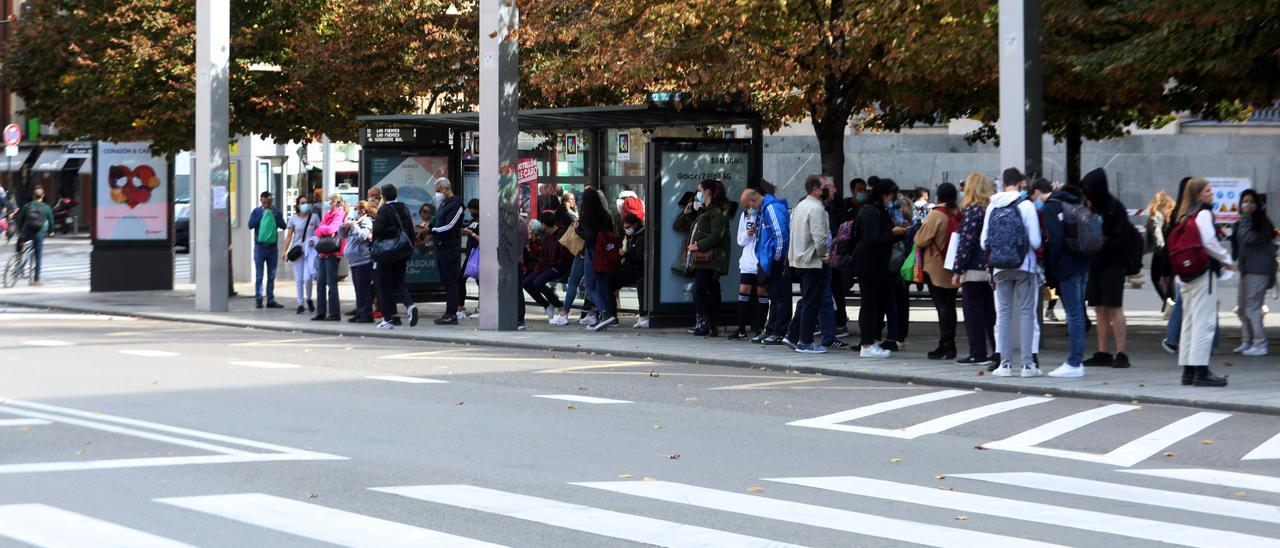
[974, 445, 988, 450]
[667, 453, 681, 460]
[1224, 361, 1234, 367]
[1202, 439, 1215, 445]
[456, 401, 464, 406]
[18, 426, 29, 433]
[1137, 384, 1145, 388]
[890, 458, 903, 464]
[938, 486, 954, 491]
[578, 386, 589, 391]
[619, 474, 635, 479]
[1102, 381, 1111, 385]
[746, 486, 766, 493]
[75, 449, 84, 457]
[935, 475, 946, 480]
[1235, 491, 1247, 497]
[654, 425, 664, 430]
[976, 371, 985, 376]
[152, 381, 159, 385]
[642, 477, 656, 482]
[567, 405, 577, 410]
[1163, 451, 1177, 457]
[954, 515, 968, 521]
[685, 397, 698, 402]
[308, 492, 318, 499]
[649, 371, 660, 378]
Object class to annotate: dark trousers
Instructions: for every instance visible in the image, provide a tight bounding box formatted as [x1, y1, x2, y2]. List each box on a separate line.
[858, 270, 890, 346]
[692, 268, 721, 327]
[377, 259, 409, 320]
[832, 268, 853, 328]
[763, 262, 793, 336]
[524, 268, 564, 309]
[885, 278, 910, 342]
[437, 244, 462, 315]
[350, 263, 374, 319]
[609, 269, 644, 318]
[789, 267, 825, 345]
[457, 248, 474, 309]
[961, 280, 996, 358]
[517, 269, 526, 322]
[926, 277, 959, 349]
[316, 256, 341, 317]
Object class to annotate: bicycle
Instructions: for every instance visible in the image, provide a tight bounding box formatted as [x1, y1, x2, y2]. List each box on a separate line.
[3, 240, 35, 288]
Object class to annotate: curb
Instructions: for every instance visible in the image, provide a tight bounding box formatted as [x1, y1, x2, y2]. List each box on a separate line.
[7, 299, 1276, 416]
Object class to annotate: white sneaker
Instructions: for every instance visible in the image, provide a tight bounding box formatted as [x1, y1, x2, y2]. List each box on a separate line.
[1243, 345, 1269, 357]
[992, 364, 1015, 377]
[548, 314, 569, 326]
[376, 320, 394, 330]
[1020, 364, 1043, 377]
[1232, 342, 1252, 354]
[456, 311, 468, 320]
[578, 314, 598, 326]
[634, 316, 650, 329]
[859, 344, 890, 358]
[1048, 363, 1084, 378]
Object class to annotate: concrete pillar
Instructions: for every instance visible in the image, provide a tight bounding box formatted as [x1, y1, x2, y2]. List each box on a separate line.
[194, 0, 230, 311]
[322, 135, 335, 202]
[478, 0, 520, 330]
[998, 0, 1043, 177]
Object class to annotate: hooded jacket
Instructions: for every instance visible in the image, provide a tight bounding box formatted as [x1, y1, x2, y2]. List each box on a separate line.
[981, 190, 1041, 274]
[1042, 189, 1093, 280]
[755, 194, 790, 276]
[1082, 168, 1130, 270]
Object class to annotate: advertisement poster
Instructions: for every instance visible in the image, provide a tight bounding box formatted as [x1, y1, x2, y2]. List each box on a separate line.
[95, 142, 169, 241]
[617, 132, 631, 162]
[517, 158, 538, 218]
[228, 160, 238, 227]
[368, 154, 450, 284]
[1206, 177, 1252, 224]
[657, 144, 750, 304]
[565, 133, 579, 163]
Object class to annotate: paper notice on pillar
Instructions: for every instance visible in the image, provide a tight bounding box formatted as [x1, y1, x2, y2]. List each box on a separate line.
[95, 141, 170, 241]
[213, 186, 229, 209]
[617, 132, 631, 161]
[1206, 177, 1252, 224]
[565, 133, 579, 163]
[517, 158, 539, 218]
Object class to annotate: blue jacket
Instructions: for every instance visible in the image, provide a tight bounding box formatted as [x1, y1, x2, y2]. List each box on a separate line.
[755, 194, 790, 276]
[247, 207, 285, 246]
[1042, 190, 1093, 280]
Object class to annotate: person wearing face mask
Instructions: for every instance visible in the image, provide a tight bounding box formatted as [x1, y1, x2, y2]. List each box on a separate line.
[609, 214, 648, 328]
[728, 190, 767, 340]
[456, 198, 481, 319]
[674, 179, 730, 336]
[853, 178, 908, 357]
[785, 175, 833, 353]
[1030, 179, 1058, 326]
[914, 182, 961, 360]
[1229, 189, 1276, 357]
[743, 185, 791, 344]
[430, 178, 465, 325]
[846, 178, 868, 213]
[281, 195, 320, 314]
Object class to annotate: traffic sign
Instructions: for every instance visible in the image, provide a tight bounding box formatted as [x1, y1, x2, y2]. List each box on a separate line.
[3, 124, 20, 147]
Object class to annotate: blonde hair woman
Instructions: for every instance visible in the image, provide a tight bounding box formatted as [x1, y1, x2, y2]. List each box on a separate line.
[950, 173, 998, 366]
[1146, 191, 1177, 309]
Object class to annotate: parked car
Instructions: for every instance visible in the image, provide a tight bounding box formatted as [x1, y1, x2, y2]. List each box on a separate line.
[174, 198, 190, 251]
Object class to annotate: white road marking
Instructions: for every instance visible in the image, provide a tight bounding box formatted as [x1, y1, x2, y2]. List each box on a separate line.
[533, 395, 632, 404]
[575, 480, 1062, 548]
[952, 472, 1280, 524]
[0, 313, 134, 322]
[119, 350, 179, 358]
[0, 453, 342, 474]
[980, 404, 1230, 466]
[768, 475, 1280, 548]
[710, 378, 830, 390]
[791, 392, 1050, 439]
[1121, 468, 1280, 495]
[0, 406, 255, 456]
[377, 349, 476, 359]
[374, 484, 803, 548]
[158, 493, 501, 548]
[366, 376, 449, 384]
[21, 340, 75, 347]
[0, 418, 50, 426]
[229, 360, 302, 369]
[1243, 432, 1280, 460]
[0, 503, 193, 548]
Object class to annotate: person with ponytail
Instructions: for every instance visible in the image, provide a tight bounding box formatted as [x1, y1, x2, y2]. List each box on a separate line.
[1170, 178, 1234, 386]
[1229, 189, 1276, 356]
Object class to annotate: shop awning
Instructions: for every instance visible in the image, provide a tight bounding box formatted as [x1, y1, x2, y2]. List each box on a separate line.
[31, 149, 67, 172]
[0, 148, 33, 171]
[358, 103, 762, 132]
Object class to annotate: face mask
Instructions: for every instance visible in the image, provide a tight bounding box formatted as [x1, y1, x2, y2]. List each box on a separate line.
[748, 207, 758, 217]
[1034, 200, 1044, 211]
[624, 228, 635, 236]
[434, 192, 445, 205]
[530, 220, 543, 233]
[1242, 203, 1256, 214]
[693, 192, 704, 210]
[819, 188, 830, 201]
[854, 192, 867, 203]
[956, 191, 965, 204]
[1018, 190, 1029, 199]
[299, 204, 311, 213]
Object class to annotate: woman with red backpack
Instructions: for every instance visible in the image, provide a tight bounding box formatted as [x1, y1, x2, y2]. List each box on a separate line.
[914, 182, 961, 359]
[1169, 177, 1235, 387]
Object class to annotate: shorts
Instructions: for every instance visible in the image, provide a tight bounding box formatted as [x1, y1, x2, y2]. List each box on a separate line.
[739, 272, 760, 286]
[1086, 263, 1126, 307]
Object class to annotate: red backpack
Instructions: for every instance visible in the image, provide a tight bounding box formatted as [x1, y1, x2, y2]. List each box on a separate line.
[592, 230, 622, 273]
[1167, 216, 1209, 280]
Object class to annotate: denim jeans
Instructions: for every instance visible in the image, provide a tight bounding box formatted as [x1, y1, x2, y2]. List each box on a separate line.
[253, 243, 278, 302]
[789, 267, 825, 345]
[562, 255, 589, 314]
[315, 256, 341, 317]
[523, 268, 564, 309]
[23, 233, 44, 281]
[818, 266, 836, 346]
[1057, 272, 1087, 366]
[583, 248, 611, 318]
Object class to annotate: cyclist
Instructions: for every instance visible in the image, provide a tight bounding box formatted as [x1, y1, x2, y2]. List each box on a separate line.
[16, 186, 54, 286]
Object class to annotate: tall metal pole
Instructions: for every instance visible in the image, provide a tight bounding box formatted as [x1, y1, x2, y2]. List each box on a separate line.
[998, 0, 1043, 178]
[478, 0, 520, 330]
[194, 0, 231, 311]
[321, 135, 335, 204]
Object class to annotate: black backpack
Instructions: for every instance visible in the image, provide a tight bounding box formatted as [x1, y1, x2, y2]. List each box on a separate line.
[22, 204, 46, 236]
[1122, 219, 1144, 276]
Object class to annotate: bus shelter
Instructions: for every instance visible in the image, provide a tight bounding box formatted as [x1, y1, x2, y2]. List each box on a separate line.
[357, 101, 763, 324]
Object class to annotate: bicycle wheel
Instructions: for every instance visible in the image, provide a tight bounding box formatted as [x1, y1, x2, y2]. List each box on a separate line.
[2, 254, 19, 288]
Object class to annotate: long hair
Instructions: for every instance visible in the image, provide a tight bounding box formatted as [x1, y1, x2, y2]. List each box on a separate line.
[867, 177, 898, 207]
[699, 178, 729, 212]
[1146, 191, 1175, 220]
[960, 172, 994, 209]
[1240, 189, 1276, 239]
[579, 186, 612, 231]
[1173, 178, 1211, 224]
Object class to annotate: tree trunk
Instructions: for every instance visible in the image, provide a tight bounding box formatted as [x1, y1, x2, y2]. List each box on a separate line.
[1065, 121, 1082, 186]
[812, 114, 847, 191]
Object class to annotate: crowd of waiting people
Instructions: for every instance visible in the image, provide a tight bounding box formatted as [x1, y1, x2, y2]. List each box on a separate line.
[248, 168, 1277, 389]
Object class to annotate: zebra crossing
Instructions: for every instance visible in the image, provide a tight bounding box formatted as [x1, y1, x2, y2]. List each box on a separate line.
[0, 241, 190, 286]
[4, 469, 1279, 547]
[789, 389, 1279, 466]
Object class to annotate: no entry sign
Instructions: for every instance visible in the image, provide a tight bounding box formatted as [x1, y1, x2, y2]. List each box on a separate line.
[3, 124, 20, 147]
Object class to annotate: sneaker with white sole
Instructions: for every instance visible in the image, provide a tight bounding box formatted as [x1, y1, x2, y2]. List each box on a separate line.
[859, 344, 890, 358]
[376, 320, 394, 330]
[634, 316, 650, 329]
[578, 314, 598, 326]
[1020, 364, 1043, 377]
[1048, 363, 1084, 378]
[408, 305, 419, 327]
[1232, 342, 1252, 354]
[549, 314, 569, 326]
[795, 343, 828, 354]
[456, 311, 468, 320]
[1161, 339, 1177, 354]
[991, 363, 1015, 377]
[1243, 345, 1269, 357]
[544, 305, 557, 319]
[589, 316, 617, 332]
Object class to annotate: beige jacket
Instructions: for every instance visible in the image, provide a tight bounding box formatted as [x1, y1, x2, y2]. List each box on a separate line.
[788, 195, 830, 269]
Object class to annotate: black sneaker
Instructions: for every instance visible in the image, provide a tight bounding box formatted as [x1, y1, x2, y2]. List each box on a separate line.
[265, 301, 284, 309]
[1083, 352, 1114, 366]
[307, 299, 315, 313]
[255, 300, 264, 309]
[433, 316, 458, 325]
[727, 328, 749, 341]
[827, 340, 850, 350]
[761, 335, 785, 346]
[296, 305, 305, 314]
[1113, 352, 1131, 369]
[345, 309, 358, 317]
[955, 355, 992, 366]
[879, 340, 900, 352]
[987, 353, 1002, 372]
[408, 305, 419, 327]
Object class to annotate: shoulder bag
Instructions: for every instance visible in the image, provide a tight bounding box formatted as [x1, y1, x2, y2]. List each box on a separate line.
[286, 214, 313, 262]
[370, 205, 414, 263]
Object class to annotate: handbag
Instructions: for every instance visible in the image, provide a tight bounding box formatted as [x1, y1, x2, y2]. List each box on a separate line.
[286, 213, 314, 262]
[370, 206, 414, 263]
[559, 225, 586, 256]
[316, 235, 340, 254]
[464, 248, 480, 279]
[900, 244, 925, 283]
[942, 232, 960, 271]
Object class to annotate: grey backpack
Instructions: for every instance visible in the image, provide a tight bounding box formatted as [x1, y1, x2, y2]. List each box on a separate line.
[987, 198, 1029, 269]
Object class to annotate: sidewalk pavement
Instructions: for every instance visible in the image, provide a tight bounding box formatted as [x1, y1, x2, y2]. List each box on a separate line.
[2, 282, 1278, 415]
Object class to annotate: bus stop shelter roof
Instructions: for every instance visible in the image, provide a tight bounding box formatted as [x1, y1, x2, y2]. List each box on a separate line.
[358, 104, 762, 132]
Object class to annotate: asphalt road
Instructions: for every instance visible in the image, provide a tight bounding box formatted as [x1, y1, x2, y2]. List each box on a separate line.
[1, 308, 1278, 547]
